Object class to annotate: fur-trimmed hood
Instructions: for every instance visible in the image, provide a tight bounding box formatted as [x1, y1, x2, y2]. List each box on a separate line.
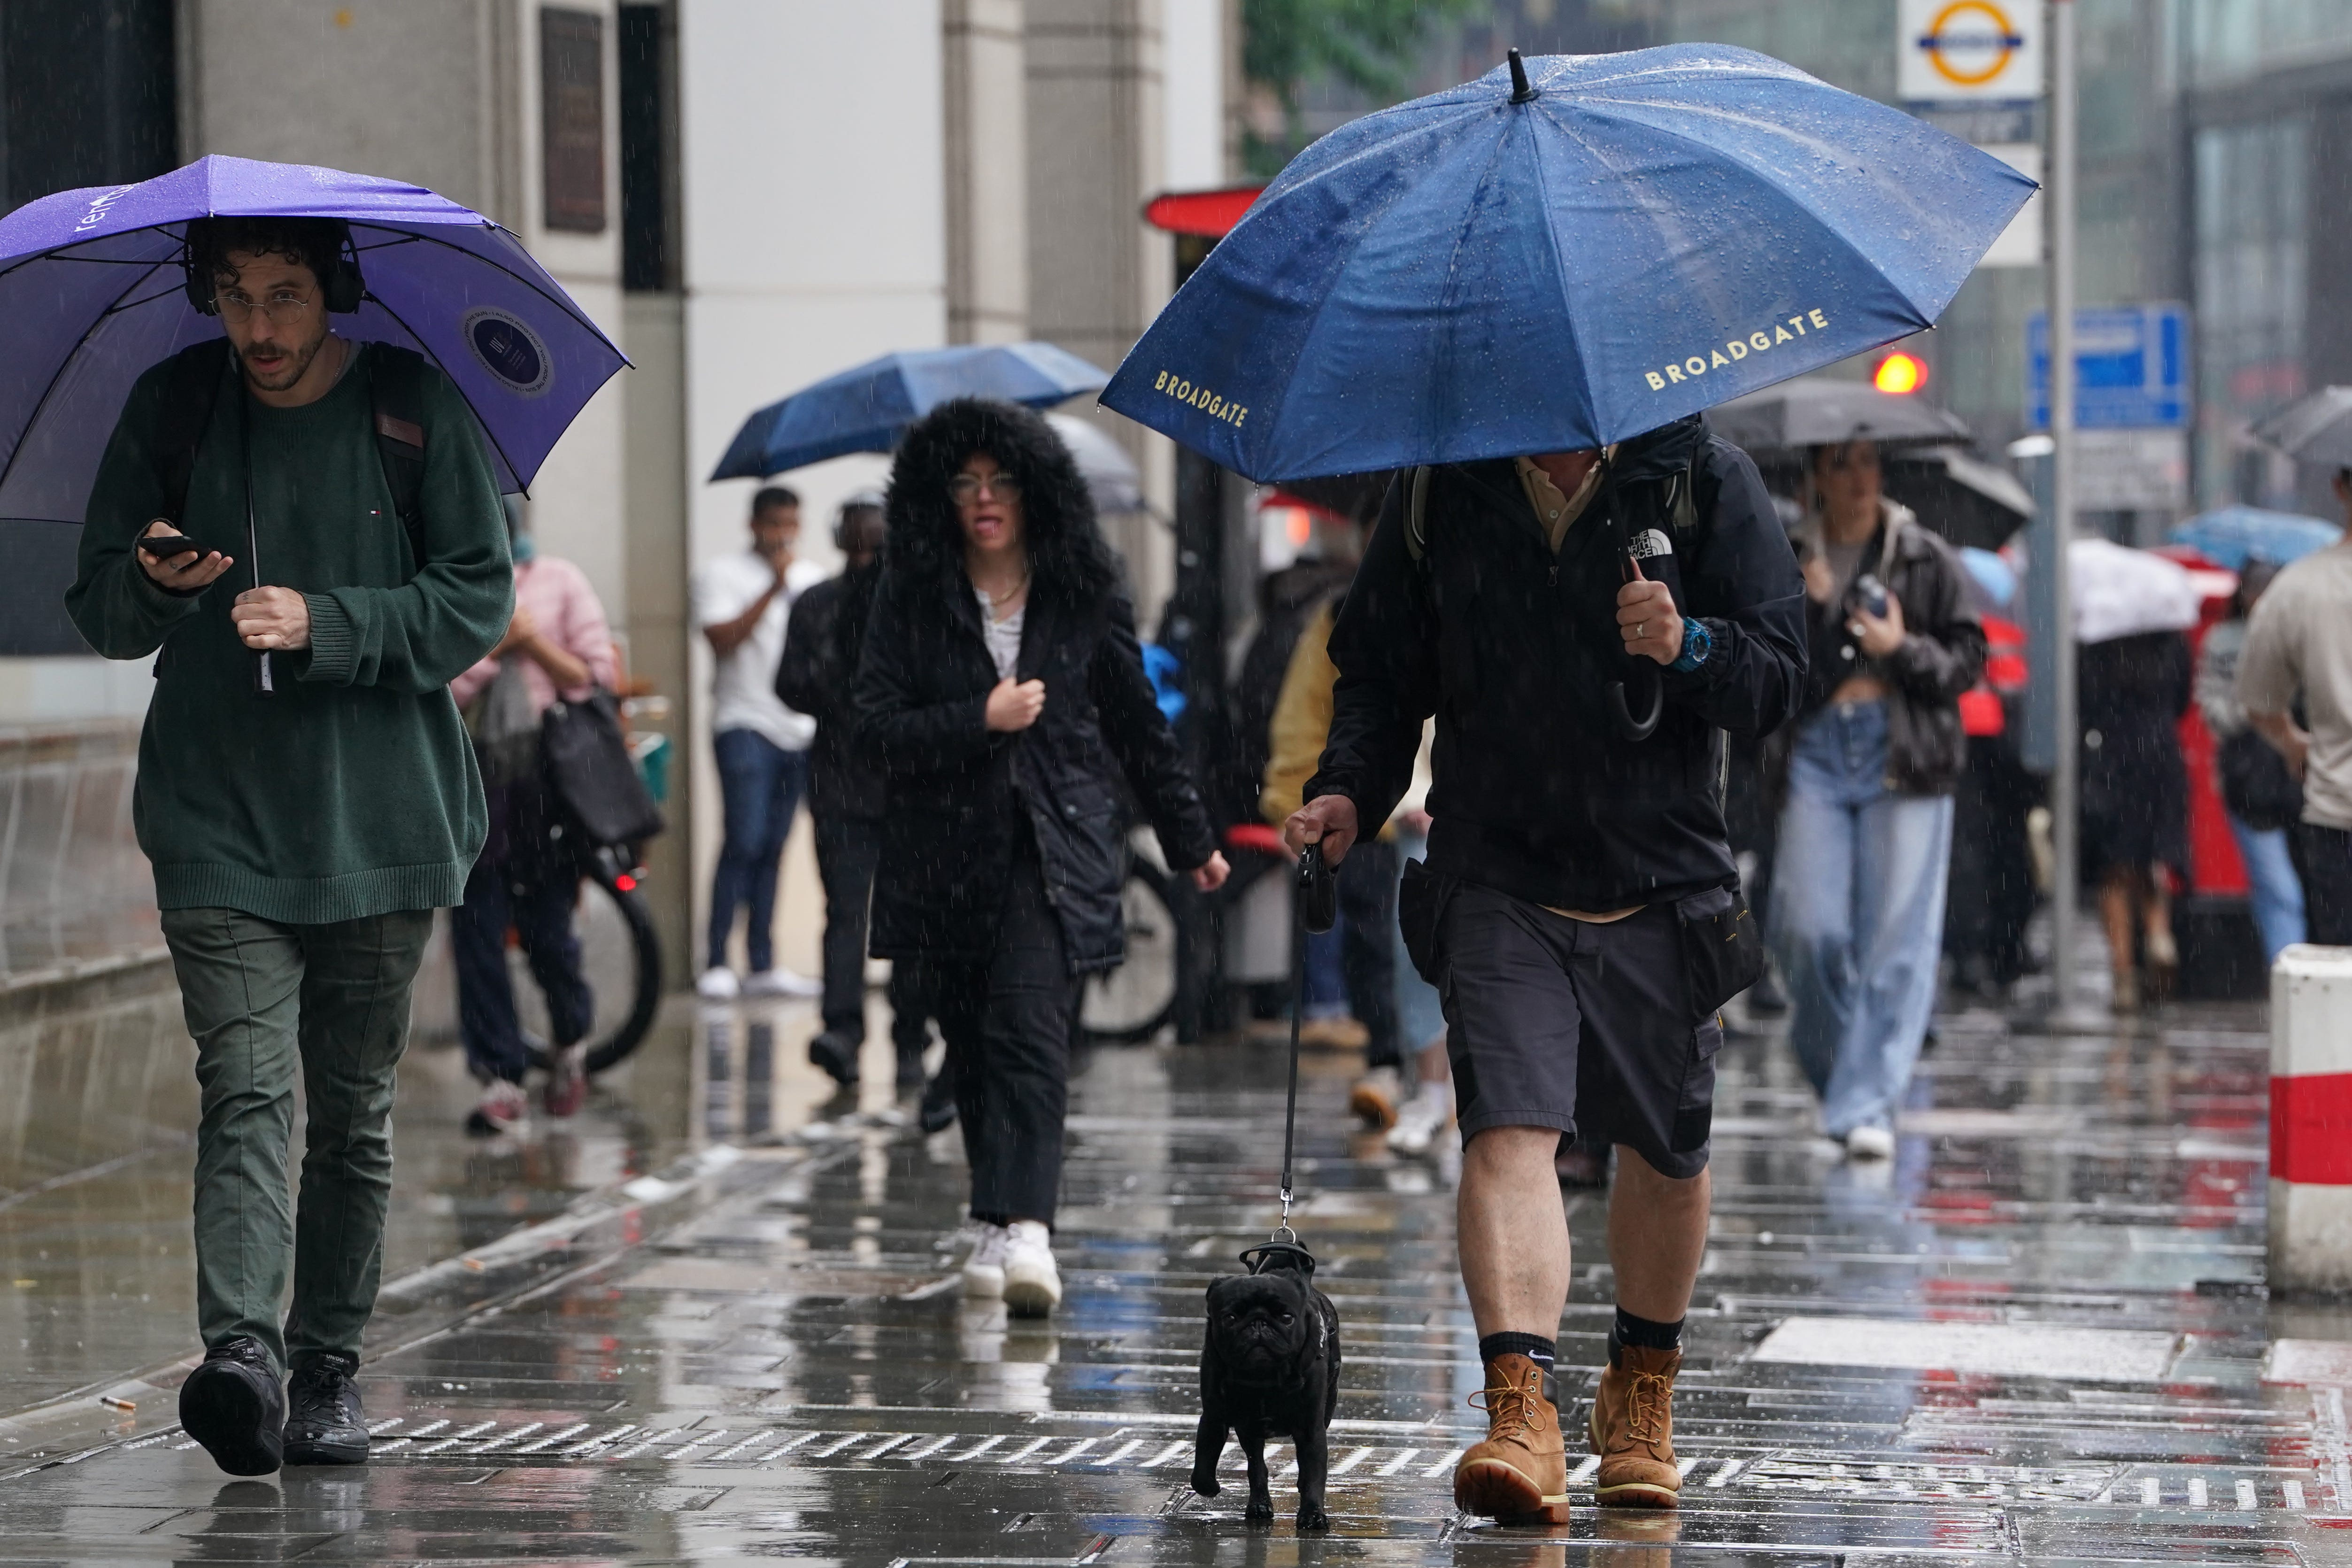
[883, 398, 1119, 605]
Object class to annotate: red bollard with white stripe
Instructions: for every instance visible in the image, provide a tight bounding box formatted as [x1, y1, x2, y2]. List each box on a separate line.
[2270, 945, 2352, 1294]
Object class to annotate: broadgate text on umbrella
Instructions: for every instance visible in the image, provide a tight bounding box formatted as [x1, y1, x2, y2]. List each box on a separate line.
[1648, 309, 1832, 392]
[1150, 370, 1249, 426]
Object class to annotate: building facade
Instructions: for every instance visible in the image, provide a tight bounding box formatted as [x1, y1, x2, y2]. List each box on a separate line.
[0, 0, 1233, 983]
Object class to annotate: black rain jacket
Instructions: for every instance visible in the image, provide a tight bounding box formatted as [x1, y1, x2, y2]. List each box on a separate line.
[1306, 416, 1807, 913]
[854, 399, 1217, 972]
[775, 562, 886, 822]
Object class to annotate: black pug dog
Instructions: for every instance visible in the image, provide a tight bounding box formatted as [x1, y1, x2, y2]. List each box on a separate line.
[1192, 1246, 1342, 1530]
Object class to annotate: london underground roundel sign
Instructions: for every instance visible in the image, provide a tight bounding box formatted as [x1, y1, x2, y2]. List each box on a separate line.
[1897, 0, 2039, 104]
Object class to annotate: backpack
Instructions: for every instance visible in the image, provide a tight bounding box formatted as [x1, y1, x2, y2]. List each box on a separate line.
[150, 337, 432, 575]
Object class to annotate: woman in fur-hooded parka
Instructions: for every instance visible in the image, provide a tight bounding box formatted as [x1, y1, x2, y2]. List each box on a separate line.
[855, 400, 1219, 1260]
[855, 399, 1218, 973]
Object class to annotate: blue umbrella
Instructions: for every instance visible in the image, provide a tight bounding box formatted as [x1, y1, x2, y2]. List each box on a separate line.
[1101, 46, 2035, 482]
[2169, 506, 2343, 571]
[0, 154, 626, 520]
[710, 343, 1110, 480]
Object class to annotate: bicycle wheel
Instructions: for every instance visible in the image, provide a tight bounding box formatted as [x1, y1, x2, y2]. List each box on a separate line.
[522, 849, 663, 1075]
[1082, 860, 1180, 1043]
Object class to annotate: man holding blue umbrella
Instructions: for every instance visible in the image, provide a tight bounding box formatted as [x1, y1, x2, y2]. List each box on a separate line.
[1111, 43, 2030, 1524]
[65, 216, 511, 1476]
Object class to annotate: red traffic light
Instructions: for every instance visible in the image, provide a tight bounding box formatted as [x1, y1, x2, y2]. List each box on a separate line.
[1873, 352, 1927, 394]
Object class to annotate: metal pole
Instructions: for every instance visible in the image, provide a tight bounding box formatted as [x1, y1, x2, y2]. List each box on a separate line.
[2047, 0, 2082, 1020]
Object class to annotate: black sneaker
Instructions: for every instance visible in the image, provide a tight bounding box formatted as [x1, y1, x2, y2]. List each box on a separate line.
[918, 1070, 958, 1135]
[808, 1029, 861, 1087]
[283, 1352, 369, 1466]
[178, 1337, 285, 1476]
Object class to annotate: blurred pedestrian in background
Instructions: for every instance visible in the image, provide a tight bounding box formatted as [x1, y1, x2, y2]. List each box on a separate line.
[694, 486, 826, 1001]
[775, 492, 935, 1092]
[1261, 588, 1407, 1130]
[857, 400, 1226, 1316]
[2198, 557, 2305, 962]
[2240, 471, 2352, 944]
[448, 499, 617, 1134]
[1772, 440, 1983, 1159]
[2079, 627, 2193, 1010]
[1943, 549, 2040, 999]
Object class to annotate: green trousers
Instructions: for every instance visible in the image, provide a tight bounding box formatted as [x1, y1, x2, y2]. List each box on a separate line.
[161, 906, 433, 1374]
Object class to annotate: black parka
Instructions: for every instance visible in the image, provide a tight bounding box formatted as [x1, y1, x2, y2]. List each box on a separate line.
[1307, 416, 1807, 913]
[854, 399, 1217, 972]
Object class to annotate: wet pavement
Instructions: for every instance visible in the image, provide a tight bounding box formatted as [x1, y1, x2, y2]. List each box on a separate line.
[5, 967, 2352, 1565]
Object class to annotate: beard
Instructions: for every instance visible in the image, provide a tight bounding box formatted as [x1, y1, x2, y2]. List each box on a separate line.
[239, 330, 328, 392]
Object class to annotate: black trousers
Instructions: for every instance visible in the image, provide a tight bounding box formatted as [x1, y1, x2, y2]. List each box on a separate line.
[1340, 838, 1403, 1070]
[452, 786, 592, 1084]
[2300, 822, 2352, 946]
[814, 808, 932, 1054]
[934, 826, 1082, 1226]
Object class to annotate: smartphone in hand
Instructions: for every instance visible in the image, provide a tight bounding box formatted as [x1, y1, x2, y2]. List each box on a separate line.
[137, 533, 204, 559]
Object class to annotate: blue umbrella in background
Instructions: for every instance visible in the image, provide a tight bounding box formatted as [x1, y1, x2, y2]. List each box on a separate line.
[0, 154, 626, 518]
[2169, 505, 2343, 571]
[1102, 46, 2035, 482]
[710, 342, 1110, 480]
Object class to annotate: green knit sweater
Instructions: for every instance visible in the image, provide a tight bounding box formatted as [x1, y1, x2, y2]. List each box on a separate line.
[66, 342, 513, 924]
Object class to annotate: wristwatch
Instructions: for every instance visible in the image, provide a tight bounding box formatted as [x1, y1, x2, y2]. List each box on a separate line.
[1669, 618, 1712, 673]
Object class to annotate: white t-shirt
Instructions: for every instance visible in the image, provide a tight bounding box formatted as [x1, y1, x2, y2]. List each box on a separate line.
[693, 549, 828, 749]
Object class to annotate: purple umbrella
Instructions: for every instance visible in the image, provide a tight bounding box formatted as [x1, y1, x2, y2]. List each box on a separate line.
[0, 154, 626, 523]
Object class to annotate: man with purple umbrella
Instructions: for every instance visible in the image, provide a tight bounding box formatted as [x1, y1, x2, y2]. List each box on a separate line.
[64, 216, 511, 1476]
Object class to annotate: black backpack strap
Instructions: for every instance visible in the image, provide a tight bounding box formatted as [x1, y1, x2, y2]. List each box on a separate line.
[149, 338, 235, 525]
[364, 344, 430, 574]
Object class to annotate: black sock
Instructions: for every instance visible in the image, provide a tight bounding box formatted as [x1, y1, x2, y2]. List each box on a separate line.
[1609, 1307, 1684, 1365]
[1478, 1332, 1556, 1372]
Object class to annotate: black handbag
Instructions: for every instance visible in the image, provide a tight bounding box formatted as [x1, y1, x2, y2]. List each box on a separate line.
[540, 690, 665, 848]
[2218, 727, 2302, 834]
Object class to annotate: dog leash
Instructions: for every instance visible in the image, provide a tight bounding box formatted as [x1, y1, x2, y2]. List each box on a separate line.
[1276, 839, 1338, 1244]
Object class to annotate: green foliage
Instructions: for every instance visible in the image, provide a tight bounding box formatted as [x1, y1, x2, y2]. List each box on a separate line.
[1242, 0, 1488, 176]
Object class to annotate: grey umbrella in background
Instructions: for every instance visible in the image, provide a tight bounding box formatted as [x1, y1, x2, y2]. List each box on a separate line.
[1707, 375, 1972, 451]
[1045, 413, 1146, 514]
[2251, 386, 2352, 467]
[1882, 445, 2035, 550]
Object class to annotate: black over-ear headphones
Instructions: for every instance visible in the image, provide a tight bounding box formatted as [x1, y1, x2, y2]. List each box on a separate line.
[183, 220, 366, 317]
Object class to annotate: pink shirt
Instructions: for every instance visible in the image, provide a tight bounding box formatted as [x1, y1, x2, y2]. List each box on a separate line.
[450, 555, 617, 714]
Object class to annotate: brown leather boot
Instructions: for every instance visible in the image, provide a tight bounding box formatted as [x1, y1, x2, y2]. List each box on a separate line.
[1588, 1343, 1682, 1508]
[1453, 1353, 1570, 1523]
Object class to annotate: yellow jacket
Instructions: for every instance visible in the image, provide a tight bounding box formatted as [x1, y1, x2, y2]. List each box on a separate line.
[1261, 600, 1405, 840]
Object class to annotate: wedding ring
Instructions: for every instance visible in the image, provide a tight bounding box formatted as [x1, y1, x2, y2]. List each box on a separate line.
[1637, 621, 1648, 639]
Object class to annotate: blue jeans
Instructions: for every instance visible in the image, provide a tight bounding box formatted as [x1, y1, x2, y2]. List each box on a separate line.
[1392, 829, 1447, 1053]
[709, 728, 809, 973]
[1771, 701, 1954, 1139]
[2228, 812, 2306, 962]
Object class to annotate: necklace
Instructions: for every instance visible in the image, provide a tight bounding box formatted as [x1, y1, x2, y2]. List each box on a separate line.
[978, 562, 1031, 619]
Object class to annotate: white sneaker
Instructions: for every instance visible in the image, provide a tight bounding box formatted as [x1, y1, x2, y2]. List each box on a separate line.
[696, 966, 740, 1000]
[745, 968, 822, 998]
[1845, 1124, 1896, 1161]
[961, 1222, 1010, 1298]
[1002, 1220, 1061, 1316]
[1387, 1081, 1452, 1156]
[1348, 1065, 1404, 1130]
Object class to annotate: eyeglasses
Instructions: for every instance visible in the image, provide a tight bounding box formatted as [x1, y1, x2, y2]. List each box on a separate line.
[216, 288, 317, 325]
[949, 473, 1022, 504]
